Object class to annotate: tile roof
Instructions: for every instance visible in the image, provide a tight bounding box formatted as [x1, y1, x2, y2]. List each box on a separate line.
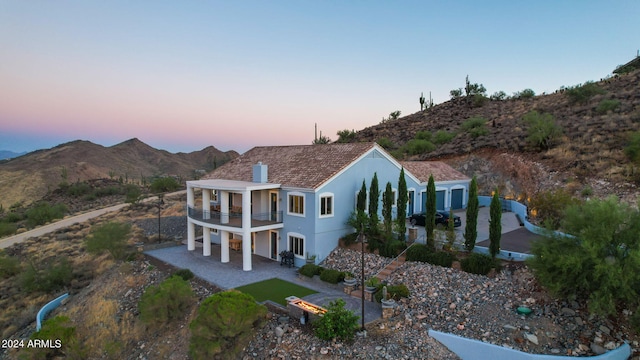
[400, 161, 470, 183]
[204, 143, 378, 189]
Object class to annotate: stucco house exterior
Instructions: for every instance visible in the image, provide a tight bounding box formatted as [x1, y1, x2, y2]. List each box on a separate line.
[186, 142, 470, 271]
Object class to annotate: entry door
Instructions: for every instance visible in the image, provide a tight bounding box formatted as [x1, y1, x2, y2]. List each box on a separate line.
[270, 231, 278, 260]
[270, 193, 278, 221]
[408, 190, 415, 216]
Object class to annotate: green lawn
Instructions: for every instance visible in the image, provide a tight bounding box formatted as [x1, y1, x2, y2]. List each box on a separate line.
[235, 278, 318, 306]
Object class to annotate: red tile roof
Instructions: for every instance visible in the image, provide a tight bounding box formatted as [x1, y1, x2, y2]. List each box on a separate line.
[204, 143, 378, 189]
[400, 161, 470, 183]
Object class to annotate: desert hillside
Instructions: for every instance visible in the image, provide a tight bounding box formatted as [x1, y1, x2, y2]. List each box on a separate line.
[352, 70, 640, 201]
[0, 138, 238, 209]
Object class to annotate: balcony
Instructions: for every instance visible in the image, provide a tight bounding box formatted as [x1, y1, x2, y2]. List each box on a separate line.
[187, 206, 283, 228]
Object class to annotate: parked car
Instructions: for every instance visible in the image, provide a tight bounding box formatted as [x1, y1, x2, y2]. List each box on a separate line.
[410, 211, 461, 227]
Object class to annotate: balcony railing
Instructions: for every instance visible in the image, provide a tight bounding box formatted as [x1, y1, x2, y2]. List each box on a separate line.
[187, 206, 283, 228]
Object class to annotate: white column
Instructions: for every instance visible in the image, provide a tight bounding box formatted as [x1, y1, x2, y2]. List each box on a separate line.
[242, 190, 252, 271]
[220, 191, 229, 224]
[203, 227, 211, 256]
[202, 189, 211, 220]
[221, 231, 230, 263]
[187, 184, 195, 208]
[187, 221, 196, 251]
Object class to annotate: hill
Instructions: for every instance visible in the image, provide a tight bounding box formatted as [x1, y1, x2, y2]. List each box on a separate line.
[0, 138, 238, 208]
[0, 150, 27, 160]
[352, 70, 640, 202]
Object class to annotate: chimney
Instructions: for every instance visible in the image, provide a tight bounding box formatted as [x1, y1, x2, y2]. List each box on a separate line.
[253, 162, 268, 183]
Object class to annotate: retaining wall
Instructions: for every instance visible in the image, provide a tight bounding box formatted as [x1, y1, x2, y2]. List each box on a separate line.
[36, 293, 69, 331]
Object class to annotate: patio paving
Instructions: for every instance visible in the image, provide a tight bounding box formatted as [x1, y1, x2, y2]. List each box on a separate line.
[145, 243, 382, 324]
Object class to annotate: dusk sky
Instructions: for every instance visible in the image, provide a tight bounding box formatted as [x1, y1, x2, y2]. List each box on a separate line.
[1, 1, 638, 154]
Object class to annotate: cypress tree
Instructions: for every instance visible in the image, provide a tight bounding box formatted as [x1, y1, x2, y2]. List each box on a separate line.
[368, 173, 380, 234]
[396, 168, 408, 242]
[464, 176, 479, 251]
[489, 190, 502, 258]
[426, 175, 436, 250]
[357, 180, 367, 213]
[382, 182, 393, 237]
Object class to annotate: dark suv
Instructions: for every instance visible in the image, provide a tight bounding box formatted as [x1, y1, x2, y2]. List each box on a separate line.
[410, 211, 461, 227]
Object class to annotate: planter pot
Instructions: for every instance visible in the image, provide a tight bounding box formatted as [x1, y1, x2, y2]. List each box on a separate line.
[343, 279, 357, 286]
[365, 286, 377, 293]
[381, 299, 396, 308]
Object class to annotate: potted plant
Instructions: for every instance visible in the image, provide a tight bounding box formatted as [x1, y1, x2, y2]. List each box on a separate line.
[305, 252, 316, 264]
[381, 285, 396, 307]
[365, 277, 380, 292]
[343, 272, 357, 286]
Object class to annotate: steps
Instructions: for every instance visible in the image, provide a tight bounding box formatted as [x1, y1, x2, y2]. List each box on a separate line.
[348, 253, 406, 300]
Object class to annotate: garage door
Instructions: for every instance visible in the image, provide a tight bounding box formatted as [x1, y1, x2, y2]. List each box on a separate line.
[451, 189, 463, 210]
[436, 190, 445, 211]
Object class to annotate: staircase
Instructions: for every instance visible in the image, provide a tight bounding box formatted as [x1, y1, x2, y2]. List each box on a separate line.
[349, 251, 407, 300]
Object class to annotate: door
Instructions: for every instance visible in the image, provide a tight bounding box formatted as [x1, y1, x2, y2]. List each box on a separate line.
[436, 190, 445, 211]
[451, 189, 463, 210]
[408, 190, 415, 216]
[270, 192, 278, 221]
[270, 231, 278, 260]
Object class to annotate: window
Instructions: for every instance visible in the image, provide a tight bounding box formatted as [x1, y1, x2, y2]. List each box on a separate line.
[392, 189, 397, 207]
[289, 235, 304, 257]
[210, 228, 219, 235]
[288, 193, 305, 216]
[319, 193, 334, 217]
[211, 190, 218, 202]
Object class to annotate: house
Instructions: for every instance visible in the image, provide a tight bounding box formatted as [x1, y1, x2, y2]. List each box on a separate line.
[185, 142, 470, 271]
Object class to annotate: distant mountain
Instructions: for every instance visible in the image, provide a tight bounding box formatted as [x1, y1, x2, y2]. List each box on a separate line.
[0, 138, 239, 208]
[0, 150, 27, 160]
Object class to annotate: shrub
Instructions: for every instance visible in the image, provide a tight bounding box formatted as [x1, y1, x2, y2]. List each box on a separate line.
[374, 284, 410, 302]
[21, 257, 73, 293]
[4, 211, 22, 223]
[565, 81, 606, 104]
[490, 91, 507, 101]
[125, 184, 143, 204]
[340, 231, 359, 246]
[433, 130, 455, 144]
[406, 243, 434, 262]
[379, 239, 406, 258]
[461, 117, 488, 138]
[94, 185, 123, 197]
[425, 251, 456, 268]
[25, 202, 68, 228]
[150, 177, 180, 193]
[521, 111, 563, 150]
[189, 291, 267, 359]
[0, 251, 20, 278]
[313, 298, 360, 341]
[319, 269, 345, 284]
[624, 131, 640, 163]
[528, 196, 640, 316]
[405, 139, 435, 155]
[21, 315, 85, 359]
[0, 222, 17, 237]
[173, 268, 194, 281]
[415, 130, 432, 141]
[299, 264, 322, 278]
[528, 189, 581, 230]
[139, 275, 195, 326]
[66, 181, 92, 197]
[471, 94, 487, 108]
[513, 88, 535, 99]
[596, 99, 620, 114]
[85, 222, 132, 260]
[377, 137, 394, 149]
[460, 253, 495, 275]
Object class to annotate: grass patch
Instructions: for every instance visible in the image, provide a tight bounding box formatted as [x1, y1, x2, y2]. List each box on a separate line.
[234, 278, 317, 306]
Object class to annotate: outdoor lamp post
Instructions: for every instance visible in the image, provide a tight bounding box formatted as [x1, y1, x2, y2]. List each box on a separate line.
[358, 227, 366, 333]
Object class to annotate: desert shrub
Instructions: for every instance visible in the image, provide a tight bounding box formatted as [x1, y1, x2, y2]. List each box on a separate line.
[66, 181, 92, 197]
[0, 251, 20, 278]
[565, 81, 606, 104]
[521, 111, 563, 151]
[406, 243, 434, 262]
[189, 291, 267, 359]
[631, 306, 640, 334]
[461, 117, 488, 138]
[490, 91, 507, 101]
[94, 185, 123, 197]
[4, 211, 22, 223]
[375, 284, 410, 302]
[433, 130, 455, 144]
[299, 264, 322, 278]
[21, 315, 85, 360]
[528, 196, 640, 316]
[624, 131, 640, 163]
[460, 253, 495, 275]
[405, 139, 435, 155]
[379, 239, 406, 258]
[85, 222, 132, 260]
[150, 177, 180, 193]
[376, 137, 394, 149]
[513, 88, 535, 99]
[21, 257, 73, 293]
[596, 99, 620, 114]
[0, 221, 17, 237]
[528, 189, 581, 230]
[425, 251, 456, 268]
[139, 275, 195, 326]
[25, 202, 68, 228]
[471, 94, 487, 107]
[415, 130, 432, 141]
[173, 268, 195, 281]
[313, 298, 359, 341]
[319, 269, 345, 284]
[125, 184, 143, 204]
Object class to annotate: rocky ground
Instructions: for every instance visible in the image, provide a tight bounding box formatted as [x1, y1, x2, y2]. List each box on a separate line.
[244, 248, 640, 359]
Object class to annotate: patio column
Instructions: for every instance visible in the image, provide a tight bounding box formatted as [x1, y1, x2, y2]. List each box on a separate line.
[221, 231, 229, 263]
[187, 221, 195, 251]
[202, 189, 211, 220]
[203, 227, 211, 256]
[187, 184, 195, 208]
[242, 189, 252, 271]
[220, 191, 229, 224]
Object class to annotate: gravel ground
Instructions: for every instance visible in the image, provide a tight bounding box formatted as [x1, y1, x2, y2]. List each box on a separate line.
[243, 248, 639, 359]
[133, 216, 187, 241]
